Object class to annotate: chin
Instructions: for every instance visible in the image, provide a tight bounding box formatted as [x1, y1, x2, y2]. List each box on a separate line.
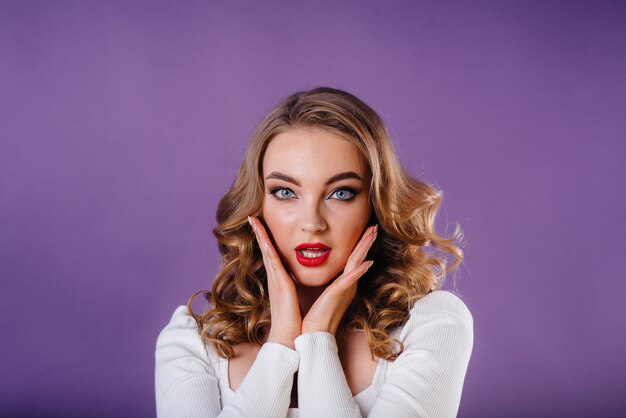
[290, 267, 340, 288]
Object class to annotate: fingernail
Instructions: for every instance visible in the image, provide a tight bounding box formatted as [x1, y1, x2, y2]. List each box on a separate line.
[367, 260, 374, 269]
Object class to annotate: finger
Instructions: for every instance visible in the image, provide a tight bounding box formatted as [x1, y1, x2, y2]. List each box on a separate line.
[354, 224, 376, 253]
[334, 260, 374, 291]
[264, 242, 283, 275]
[344, 225, 377, 272]
[249, 216, 277, 282]
[248, 215, 264, 246]
[249, 216, 290, 287]
[249, 216, 274, 263]
[250, 218, 279, 273]
[346, 225, 373, 261]
[249, 216, 274, 253]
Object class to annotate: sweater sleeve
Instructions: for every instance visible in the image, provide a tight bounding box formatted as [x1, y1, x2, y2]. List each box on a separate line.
[294, 291, 474, 418]
[155, 306, 300, 418]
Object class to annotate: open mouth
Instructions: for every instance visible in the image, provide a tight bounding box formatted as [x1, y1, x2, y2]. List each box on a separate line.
[294, 244, 331, 267]
[298, 249, 329, 258]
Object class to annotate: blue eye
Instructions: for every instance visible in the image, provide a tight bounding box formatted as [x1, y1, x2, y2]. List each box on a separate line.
[271, 188, 296, 200]
[330, 188, 356, 201]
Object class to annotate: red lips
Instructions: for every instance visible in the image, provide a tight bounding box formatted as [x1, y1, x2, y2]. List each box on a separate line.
[295, 243, 331, 267]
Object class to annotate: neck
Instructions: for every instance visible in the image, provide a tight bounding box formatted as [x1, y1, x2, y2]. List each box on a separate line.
[295, 282, 328, 317]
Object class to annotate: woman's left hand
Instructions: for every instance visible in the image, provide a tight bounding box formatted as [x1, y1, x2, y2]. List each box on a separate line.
[301, 225, 377, 335]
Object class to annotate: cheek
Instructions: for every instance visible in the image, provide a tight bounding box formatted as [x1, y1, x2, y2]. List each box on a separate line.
[261, 201, 293, 248]
[332, 205, 371, 254]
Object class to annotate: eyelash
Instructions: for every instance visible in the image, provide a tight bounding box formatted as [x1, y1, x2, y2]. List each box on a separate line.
[269, 187, 358, 201]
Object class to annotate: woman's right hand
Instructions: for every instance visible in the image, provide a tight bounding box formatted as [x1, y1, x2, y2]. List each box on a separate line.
[248, 216, 302, 349]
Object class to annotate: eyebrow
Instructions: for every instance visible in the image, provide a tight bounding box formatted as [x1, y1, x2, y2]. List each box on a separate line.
[325, 171, 363, 185]
[265, 171, 363, 186]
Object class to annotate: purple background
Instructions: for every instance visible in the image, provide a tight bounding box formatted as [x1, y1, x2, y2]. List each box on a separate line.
[1, 1, 625, 417]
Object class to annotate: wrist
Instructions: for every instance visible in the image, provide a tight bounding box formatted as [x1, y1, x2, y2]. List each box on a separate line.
[266, 337, 295, 350]
[301, 320, 335, 335]
[267, 328, 299, 349]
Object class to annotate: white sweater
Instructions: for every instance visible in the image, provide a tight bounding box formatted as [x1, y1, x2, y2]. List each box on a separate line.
[155, 290, 473, 417]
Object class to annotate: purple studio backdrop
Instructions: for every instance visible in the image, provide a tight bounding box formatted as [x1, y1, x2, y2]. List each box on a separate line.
[1, 1, 625, 417]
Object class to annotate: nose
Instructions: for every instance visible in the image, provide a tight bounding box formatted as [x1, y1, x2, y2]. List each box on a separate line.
[300, 201, 327, 233]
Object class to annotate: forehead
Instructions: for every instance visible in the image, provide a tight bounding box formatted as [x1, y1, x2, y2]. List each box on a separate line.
[262, 128, 366, 179]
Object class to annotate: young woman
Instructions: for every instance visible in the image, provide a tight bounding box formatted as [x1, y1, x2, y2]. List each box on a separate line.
[155, 87, 473, 417]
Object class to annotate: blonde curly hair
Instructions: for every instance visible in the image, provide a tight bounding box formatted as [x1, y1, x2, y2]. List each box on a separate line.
[188, 87, 463, 360]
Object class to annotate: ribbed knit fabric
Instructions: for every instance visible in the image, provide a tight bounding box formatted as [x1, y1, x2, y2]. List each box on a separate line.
[295, 332, 362, 417]
[155, 306, 299, 417]
[155, 290, 473, 418]
[295, 291, 474, 417]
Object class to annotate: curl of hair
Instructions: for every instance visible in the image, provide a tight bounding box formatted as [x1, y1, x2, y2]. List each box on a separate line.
[188, 87, 463, 361]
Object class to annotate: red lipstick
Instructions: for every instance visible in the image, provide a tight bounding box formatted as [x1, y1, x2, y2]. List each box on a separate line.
[295, 243, 331, 267]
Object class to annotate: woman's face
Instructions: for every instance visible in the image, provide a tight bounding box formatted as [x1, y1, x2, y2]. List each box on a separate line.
[261, 127, 372, 288]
